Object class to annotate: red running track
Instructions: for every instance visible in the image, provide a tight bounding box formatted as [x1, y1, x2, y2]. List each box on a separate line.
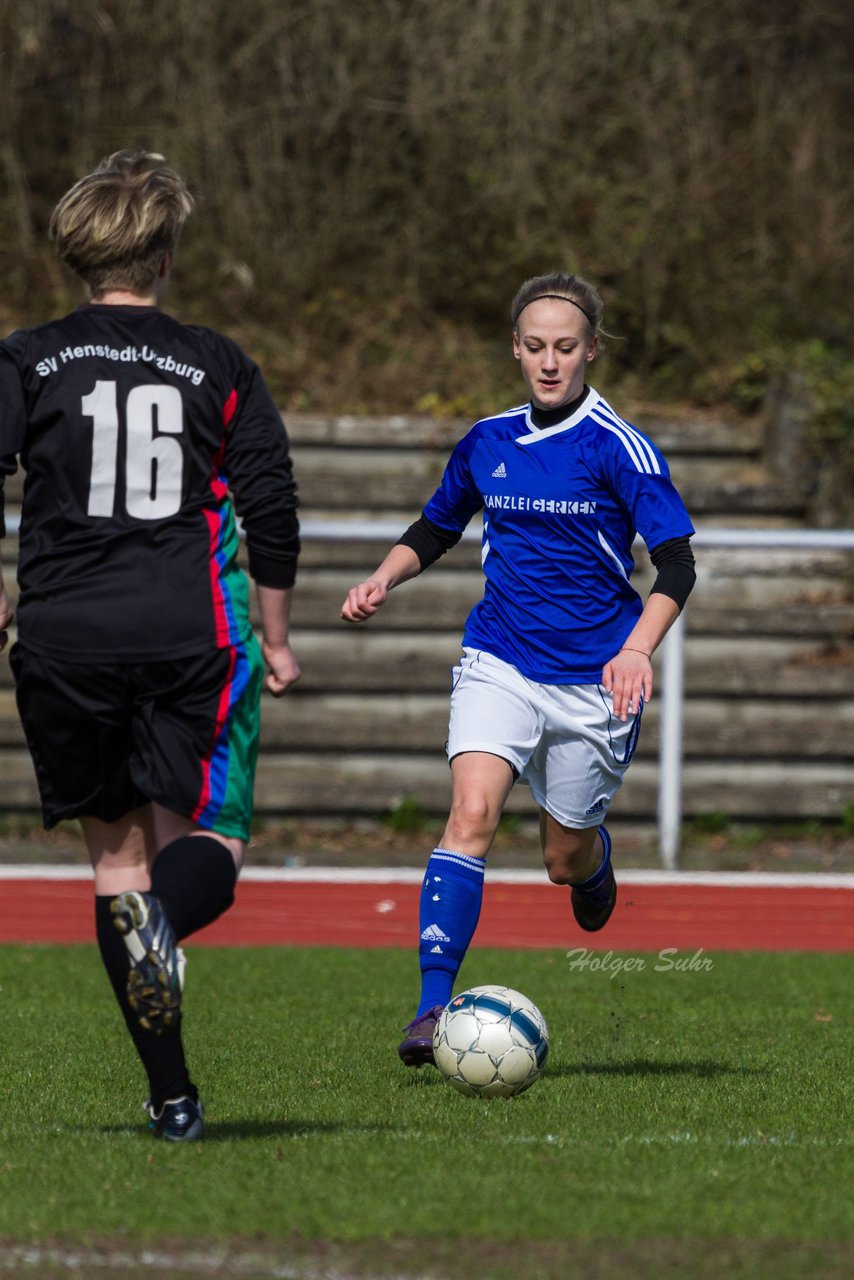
[1, 874, 852, 952]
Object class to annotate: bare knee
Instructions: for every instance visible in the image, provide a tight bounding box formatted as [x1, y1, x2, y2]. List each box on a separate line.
[442, 794, 502, 858]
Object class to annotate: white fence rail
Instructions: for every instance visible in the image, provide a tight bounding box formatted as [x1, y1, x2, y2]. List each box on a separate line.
[657, 528, 854, 868]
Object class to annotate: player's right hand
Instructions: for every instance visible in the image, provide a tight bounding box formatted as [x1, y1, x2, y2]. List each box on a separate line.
[340, 579, 388, 623]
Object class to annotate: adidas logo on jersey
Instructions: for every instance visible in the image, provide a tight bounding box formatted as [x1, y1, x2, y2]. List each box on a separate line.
[421, 923, 451, 943]
[491, 462, 507, 478]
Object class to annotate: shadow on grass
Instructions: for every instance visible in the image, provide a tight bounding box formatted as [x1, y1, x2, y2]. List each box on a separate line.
[204, 1118, 397, 1142]
[548, 1058, 764, 1079]
[96, 1118, 394, 1140]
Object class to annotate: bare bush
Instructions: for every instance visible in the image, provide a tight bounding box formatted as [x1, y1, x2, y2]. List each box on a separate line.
[0, 0, 849, 410]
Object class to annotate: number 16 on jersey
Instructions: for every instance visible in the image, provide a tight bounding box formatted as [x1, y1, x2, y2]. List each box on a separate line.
[83, 379, 185, 520]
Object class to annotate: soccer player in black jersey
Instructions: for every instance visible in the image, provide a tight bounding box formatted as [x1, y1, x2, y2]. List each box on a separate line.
[0, 152, 301, 1140]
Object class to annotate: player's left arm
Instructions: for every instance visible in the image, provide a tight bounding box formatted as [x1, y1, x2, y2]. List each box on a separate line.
[220, 355, 302, 689]
[603, 590, 681, 723]
[256, 582, 300, 696]
[600, 428, 696, 721]
[222, 357, 301, 588]
[0, 559, 13, 653]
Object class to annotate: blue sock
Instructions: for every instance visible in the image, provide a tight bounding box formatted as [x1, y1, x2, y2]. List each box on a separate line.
[416, 848, 485, 1016]
[572, 825, 612, 893]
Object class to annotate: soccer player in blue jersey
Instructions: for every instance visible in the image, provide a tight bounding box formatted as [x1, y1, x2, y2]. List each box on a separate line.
[341, 272, 696, 1067]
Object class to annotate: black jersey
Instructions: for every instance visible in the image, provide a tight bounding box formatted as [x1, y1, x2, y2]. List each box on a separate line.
[0, 305, 299, 661]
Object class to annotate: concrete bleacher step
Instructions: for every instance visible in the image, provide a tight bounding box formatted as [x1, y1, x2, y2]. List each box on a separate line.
[0, 629, 846, 697]
[0, 745, 847, 822]
[284, 407, 766, 454]
[3, 547, 850, 632]
[258, 755, 850, 820]
[0, 688, 848, 759]
[0, 409, 805, 523]
[282, 408, 805, 521]
[290, 449, 803, 519]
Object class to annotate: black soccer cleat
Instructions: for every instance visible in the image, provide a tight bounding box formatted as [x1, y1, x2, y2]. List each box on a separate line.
[146, 1094, 204, 1142]
[571, 862, 617, 932]
[111, 890, 183, 1033]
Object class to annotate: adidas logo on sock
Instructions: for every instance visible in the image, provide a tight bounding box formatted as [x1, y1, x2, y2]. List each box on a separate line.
[430, 944, 444, 954]
[421, 923, 451, 943]
[491, 462, 507, 478]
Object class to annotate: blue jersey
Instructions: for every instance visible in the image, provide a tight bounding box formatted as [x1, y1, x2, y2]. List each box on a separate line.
[422, 388, 694, 683]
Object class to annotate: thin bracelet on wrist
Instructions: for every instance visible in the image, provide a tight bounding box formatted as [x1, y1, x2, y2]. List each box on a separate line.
[620, 646, 651, 657]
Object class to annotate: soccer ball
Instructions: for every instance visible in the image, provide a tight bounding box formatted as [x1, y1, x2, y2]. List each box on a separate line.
[432, 985, 549, 1098]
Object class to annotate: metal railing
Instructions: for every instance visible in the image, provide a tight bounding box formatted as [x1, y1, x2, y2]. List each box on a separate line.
[657, 528, 854, 868]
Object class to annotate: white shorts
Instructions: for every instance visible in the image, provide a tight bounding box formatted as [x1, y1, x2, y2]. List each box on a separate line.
[446, 647, 643, 829]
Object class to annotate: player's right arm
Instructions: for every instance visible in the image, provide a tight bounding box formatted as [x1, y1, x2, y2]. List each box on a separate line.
[340, 544, 422, 623]
[341, 430, 482, 625]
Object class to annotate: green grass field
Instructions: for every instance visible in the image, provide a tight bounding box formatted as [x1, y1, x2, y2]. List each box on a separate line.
[1, 945, 852, 1279]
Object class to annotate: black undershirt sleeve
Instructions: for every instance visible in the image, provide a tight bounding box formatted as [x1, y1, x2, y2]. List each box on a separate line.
[397, 514, 463, 571]
[247, 535, 301, 589]
[647, 535, 696, 611]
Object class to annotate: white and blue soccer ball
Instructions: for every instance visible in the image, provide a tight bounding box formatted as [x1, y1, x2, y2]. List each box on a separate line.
[432, 985, 549, 1098]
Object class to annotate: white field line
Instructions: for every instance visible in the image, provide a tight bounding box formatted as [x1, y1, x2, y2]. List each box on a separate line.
[1, 865, 853, 889]
[2, 1120, 851, 1151]
[0, 1244, 371, 1278]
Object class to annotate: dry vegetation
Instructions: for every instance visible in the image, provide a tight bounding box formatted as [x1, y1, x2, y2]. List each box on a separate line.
[0, 1, 850, 437]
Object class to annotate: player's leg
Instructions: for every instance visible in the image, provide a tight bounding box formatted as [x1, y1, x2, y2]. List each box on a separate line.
[424, 750, 514, 992]
[83, 808, 201, 1138]
[526, 682, 642, 933]
[145, 805, 244, 942]
[8, 645, 192, 1128]
[399, 749, 514, 1066]
[87, 638, 260, 1138]
[92, 803, 244, 1143]
[108, 636, 263, 1130]
[540, 812, 616, 932]
[399, 649, 539, 1065]
[130, 635, 263, 946]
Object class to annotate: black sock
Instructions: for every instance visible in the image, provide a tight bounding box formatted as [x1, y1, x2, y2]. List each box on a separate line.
[95, 896, 194, 1110]
[150, 834, 237, 942]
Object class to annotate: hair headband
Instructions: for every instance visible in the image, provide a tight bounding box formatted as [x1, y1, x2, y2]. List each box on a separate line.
[513, 293, 594, 328]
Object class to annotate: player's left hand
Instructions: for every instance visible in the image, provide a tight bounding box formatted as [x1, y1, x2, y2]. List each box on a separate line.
[0, 591, 13, 653]
[602, 649, 652, 722]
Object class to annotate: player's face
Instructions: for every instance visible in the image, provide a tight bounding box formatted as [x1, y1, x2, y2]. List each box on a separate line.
[513, 299, 597, 410]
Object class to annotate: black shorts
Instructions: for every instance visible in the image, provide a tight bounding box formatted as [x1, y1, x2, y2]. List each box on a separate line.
[10, 637, 264, 839]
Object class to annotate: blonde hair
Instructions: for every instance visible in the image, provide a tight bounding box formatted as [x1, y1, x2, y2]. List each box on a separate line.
[49, 150, 194, 295]
[511, 272, 605, 341]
